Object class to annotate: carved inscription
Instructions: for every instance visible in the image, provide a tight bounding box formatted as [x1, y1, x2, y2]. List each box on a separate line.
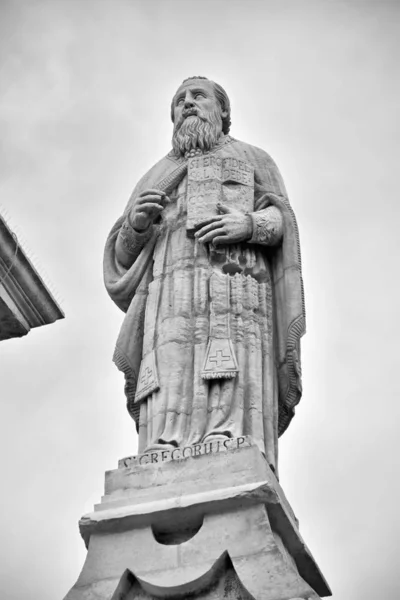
[186, 156, 255, 235]
[118, 436, 249, 469]
[222, 157, 253, 186]
[186, 155, 222, 235]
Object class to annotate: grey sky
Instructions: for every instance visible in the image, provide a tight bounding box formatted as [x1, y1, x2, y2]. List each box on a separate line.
[0, 1, 399, 598]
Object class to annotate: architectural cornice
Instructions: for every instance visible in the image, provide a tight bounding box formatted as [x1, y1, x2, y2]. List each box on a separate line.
[0, 215, 64, 341]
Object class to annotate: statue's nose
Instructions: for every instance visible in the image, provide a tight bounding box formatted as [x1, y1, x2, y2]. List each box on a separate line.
[184, 99, 195, 109]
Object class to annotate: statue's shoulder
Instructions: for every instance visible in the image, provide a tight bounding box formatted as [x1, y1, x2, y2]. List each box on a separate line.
[229, 138, 277, 168]
[230, 138, 287, 197]
[125, 154, 179, 211]
[133, 153, 180, 190]
[144, 153, 178, 179]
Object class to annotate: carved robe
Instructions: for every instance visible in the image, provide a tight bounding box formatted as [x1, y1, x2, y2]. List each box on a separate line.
[104, 136, 305, 473]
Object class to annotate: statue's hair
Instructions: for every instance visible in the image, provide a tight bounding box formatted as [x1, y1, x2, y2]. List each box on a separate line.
[171, 76, 231, 134]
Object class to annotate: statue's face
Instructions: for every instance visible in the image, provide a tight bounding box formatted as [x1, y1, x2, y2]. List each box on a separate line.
[172, 79, 227, 131]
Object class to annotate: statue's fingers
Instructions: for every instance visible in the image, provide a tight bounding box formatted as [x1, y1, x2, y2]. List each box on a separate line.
[137, 194, 164, 205]
[139, 189, 166, 198]
[135, 211, 150, 221]
[197, 226, 225, 244]
[133, 214, 150, 230]
[212, 234, 229, 247]
[217, 202, 233, 214]
[194, 216, 223, 231]
[195, 220, 224, 238]
[139, 203, 164, 215]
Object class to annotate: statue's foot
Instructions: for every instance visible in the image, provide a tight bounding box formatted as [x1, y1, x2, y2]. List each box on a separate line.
[144, 440, 178, 453]
[202, 432, 232, 444]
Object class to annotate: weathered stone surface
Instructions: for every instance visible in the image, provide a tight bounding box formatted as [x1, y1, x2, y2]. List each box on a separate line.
[63, 439, 330, 600]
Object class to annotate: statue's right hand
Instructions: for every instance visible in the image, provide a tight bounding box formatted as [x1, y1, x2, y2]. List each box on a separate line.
[128, 189, 168, 231]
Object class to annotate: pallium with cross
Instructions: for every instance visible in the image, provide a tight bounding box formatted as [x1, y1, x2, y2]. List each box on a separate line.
[134, 350, 160, 402]
[202, 338, 238, 379]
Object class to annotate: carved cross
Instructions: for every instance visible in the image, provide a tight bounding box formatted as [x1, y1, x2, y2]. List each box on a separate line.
[209, 349, 232, 369]
[140, 366, 153, 387]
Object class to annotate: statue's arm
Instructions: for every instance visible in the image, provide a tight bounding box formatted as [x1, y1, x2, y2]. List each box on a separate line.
[111, 157, 172, 269]
[248, 205, 283, 247]
[115, 218, 154, 269]
[248, 144, 289, 247]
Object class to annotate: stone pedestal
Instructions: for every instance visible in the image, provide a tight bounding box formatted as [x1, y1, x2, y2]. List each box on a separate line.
[64, 438, 331, 599]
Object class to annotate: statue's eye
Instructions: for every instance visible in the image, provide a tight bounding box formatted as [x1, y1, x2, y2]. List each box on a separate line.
[195, 93, 205, 100]
[177, 97, 184, 106]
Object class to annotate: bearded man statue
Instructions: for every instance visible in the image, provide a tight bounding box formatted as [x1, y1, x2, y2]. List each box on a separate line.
[104, 76, 305, 475]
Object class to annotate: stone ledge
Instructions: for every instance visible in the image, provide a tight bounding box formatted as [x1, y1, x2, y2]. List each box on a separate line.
[0, 215, 64, 340]
[82, 481, 282, 535]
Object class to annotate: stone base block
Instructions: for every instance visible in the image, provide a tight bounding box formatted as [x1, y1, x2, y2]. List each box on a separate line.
[63, 437, 331, 600]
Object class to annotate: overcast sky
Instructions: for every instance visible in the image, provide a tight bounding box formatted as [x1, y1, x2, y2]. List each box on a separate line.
[0, 1, 399, 599]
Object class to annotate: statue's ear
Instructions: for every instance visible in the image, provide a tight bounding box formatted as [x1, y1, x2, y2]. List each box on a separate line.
[221, 109, 228, 119]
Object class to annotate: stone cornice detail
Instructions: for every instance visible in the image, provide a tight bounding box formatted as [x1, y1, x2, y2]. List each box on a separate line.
[0, 215, 64, 341]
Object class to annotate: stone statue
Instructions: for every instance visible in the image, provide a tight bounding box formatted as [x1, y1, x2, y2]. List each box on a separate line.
[65, 77, 329, 600]
[104, 76, 305, 474]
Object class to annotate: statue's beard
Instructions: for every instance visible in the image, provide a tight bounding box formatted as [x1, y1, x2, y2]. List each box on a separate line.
[172, 108, 223, 156]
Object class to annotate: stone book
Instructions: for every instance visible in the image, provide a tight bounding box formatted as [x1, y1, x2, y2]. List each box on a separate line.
[186, 155, 255, 235]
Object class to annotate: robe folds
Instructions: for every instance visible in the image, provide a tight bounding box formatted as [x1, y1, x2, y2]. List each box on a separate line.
[104, 135, 305, 472]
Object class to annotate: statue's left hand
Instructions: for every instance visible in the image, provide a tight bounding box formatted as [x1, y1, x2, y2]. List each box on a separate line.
[195, 203, 253, 246]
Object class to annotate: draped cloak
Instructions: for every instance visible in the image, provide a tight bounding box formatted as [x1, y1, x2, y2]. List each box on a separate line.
[104, 136, 305, 471]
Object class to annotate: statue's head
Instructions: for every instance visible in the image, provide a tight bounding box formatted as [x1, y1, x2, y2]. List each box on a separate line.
[171, 76, 231, 157]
